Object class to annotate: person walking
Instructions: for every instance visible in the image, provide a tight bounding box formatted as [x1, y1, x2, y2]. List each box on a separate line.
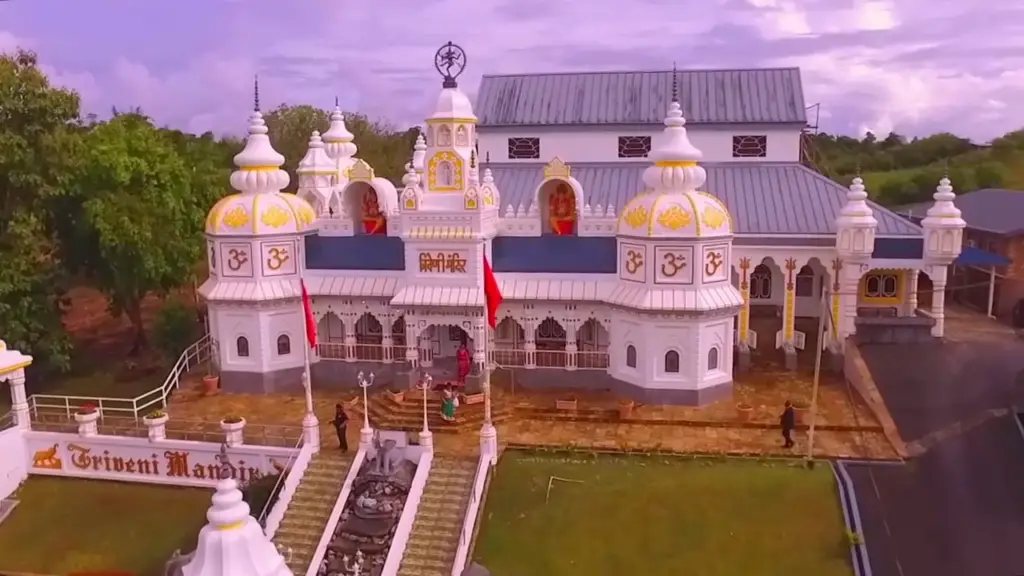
[332, 404, 349, 452]
[780, 400, 796, 448]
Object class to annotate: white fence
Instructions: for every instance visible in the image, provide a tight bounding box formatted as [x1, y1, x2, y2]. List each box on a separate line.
[450, 452, 492, 576]
[316, 342, 610, 371]
[26, 335, 212, 422]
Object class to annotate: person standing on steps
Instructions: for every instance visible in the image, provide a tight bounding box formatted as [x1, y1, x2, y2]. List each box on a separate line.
[780, 400, 796, 449]
[332, 403, 349, 452]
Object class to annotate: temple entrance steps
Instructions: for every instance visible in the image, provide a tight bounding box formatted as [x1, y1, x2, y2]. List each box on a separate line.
[396, 456, 478, 576]
[367, 392, 512, 434]
[272, 450, 354, 574]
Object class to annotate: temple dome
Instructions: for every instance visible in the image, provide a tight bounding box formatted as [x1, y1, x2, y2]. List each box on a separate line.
[205, 192, 315, 236]
[617, 190, 732, 239]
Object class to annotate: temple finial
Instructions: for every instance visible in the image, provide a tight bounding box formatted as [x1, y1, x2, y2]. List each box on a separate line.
[943, 158, 949, 178]
[253, 75, 260, 112]
[855, 163, 862, 178]
[334, 95, 339, 108]
[671, 62, 678, 103]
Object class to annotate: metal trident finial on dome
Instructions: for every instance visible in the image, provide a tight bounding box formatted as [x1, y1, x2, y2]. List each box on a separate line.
[334, 95, 339, 108]
[253, 75, 260, 112]
[434, 41, 467, 89]
[671, 62, 679, 103]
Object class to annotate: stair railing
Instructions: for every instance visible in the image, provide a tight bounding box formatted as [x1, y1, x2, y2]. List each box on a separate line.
[261, 433, 311, 539]
[451, 453, 493, 576]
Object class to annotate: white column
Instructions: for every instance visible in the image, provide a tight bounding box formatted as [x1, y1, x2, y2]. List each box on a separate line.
[930, 266, 949, 337]
[344, 334, 357, 363]
[837, 262, 864, 342]
[382, 333, 394, 364]
[419, 333, 433, 367]
[524, 320, 537, 369]
[7, 369, 31, 430]
[906, 270, 919, 315]
[472, 317, 487, 374]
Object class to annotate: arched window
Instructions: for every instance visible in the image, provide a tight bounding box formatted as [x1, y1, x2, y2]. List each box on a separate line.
[750, 264, 772, 299]
[707, 347, 720, 371]
[795, 265, 815, 297]
[626, 345, 637, 368]
[236, 336, 250, 358]
[664, 350, 680, 373]
[277, 335, 291, 356]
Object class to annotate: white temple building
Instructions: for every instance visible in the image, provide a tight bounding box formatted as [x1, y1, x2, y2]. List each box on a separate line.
[199, 43, 967, 405]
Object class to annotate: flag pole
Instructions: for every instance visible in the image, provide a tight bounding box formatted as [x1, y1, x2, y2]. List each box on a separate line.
[299, 264, 320, 452]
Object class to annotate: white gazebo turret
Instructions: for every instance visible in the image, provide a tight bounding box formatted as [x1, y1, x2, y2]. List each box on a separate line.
[296, 131, 336, 217]
[180, 462, 292, 576]
[921, 175, 966, 337]
[322, 100, 358, 185]
[1, 340, 33, 430]
[833, 173, 878, 345]
[412, 132, 427, 188]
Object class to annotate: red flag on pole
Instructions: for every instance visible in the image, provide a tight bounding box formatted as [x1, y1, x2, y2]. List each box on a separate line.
[482, 254, 503, 329]
[301, 280, 317, 348]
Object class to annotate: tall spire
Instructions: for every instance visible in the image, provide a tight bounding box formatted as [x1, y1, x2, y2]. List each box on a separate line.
[641, 67, 705, 193]
[253, 75, 260, 112]
[671, 62, 678, 103]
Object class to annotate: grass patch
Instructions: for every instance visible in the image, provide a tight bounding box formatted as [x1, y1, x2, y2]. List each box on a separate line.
[0, 477, 211, 574]
[473, 451, 852, 576]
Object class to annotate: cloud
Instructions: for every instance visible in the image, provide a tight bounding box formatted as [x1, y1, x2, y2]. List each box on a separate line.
[1, 0, 1022, 141]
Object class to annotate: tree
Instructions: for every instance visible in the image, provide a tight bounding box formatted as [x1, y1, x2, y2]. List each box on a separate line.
[64, 113, 212, 354]
[0, 49, 82, 372]
[262, 104, 330, 192]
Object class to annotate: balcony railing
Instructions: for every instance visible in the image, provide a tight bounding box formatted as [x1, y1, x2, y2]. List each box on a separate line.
[315, 343, 609, 370]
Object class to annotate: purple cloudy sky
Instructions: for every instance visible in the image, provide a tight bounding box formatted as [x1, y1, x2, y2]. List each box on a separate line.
[2, 0, 1021, 141]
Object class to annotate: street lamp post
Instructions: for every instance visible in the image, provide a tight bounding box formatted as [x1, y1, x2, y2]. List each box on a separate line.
[419, 373, 433, 450]
[358, 371, 375, 447]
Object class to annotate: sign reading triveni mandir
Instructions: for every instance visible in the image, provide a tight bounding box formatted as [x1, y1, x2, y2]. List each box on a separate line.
[23, 431, 298, 487]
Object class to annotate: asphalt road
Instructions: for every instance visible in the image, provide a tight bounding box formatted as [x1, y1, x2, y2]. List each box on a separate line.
[845, 416, 1024, 576]
[849, 338, 1024, 576]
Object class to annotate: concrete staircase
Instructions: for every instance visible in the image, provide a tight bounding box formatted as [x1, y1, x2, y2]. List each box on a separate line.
[368, 391, 512, 434]
[272, 450, 353, 574]
[397, 456, 479, 576]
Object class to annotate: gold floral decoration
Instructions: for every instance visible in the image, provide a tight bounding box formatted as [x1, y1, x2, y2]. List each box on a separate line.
[702, 205, 727, 230]
[622, 205, 650, 229]
[657, 205, 692, 230]
[222, 206, 250, 229]
[261, 204, 292, 228]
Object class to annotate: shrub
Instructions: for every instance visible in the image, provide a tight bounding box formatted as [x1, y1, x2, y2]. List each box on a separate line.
[242, 473, 283, 523]
[152, 300, 197, 362]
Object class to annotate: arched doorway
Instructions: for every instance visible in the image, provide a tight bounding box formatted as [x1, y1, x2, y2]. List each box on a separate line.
[417, 324, 475, 375]
[535, 317, 567, 367]
[917, 271, 934, 310]
[576, 318, 610, 369]
[316, 312, 346, 359]
[494, 317, 526, 366]
[347, 182, 387, 235]
[538, 180, 577, 235]
[354, 313, 383, 361]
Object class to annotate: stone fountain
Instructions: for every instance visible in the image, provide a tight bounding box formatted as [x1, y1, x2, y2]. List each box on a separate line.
[316, 432, 417, 576]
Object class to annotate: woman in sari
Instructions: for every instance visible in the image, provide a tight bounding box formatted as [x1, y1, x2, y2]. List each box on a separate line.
[441, 385, 457, 422]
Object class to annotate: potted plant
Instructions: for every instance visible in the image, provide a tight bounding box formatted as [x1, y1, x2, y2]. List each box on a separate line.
[386, 386, 405, 403]
[618, 398, 635, 419]
[74, 403, 101, 437]
[735, 402, 754, 422]
[143, 409, 170, 442]
[221, 415, 246, 447]
[555, 396, 578, 411]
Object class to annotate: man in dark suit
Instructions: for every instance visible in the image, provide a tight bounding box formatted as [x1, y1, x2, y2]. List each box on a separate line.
[780, 400, 795, 448]
[332, 404, 349, 452]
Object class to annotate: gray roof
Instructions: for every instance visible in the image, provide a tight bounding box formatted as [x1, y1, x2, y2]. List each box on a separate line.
[488, 162, 922, 237]
[894, 188, 1024, 236]
[476, 68, 807, 127]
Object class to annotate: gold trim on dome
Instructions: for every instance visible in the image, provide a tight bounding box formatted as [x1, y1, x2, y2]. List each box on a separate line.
[261, 204, 292, 229]
[654, 161, 697, 168]
[239, 166, 279, 172]
[543, 157, 571, 180]
[702, 204, 727, 230]
[656, 204, 692, 231]
[622, 204, 650, 229]
[424, 117, 477, 125]
[222, 205, 250, 229]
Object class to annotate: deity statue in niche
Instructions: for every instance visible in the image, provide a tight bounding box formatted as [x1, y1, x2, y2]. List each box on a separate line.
[455, 125, 469, 146]
[547, 182, 577, 235]
[437, 125, 452, 147]
[361, 187, 386, 235]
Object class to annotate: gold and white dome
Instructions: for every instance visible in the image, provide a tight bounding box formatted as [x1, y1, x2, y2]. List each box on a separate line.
[616, 91, 733, 239]
[205, 110, 315, 236]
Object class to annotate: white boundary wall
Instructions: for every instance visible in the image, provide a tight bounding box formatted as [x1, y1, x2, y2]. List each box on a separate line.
[450, 452, 491, 575]
[0, 427, 27, 501]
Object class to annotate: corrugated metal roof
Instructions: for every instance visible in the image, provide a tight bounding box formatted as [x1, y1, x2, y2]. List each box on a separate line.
[895, 188, 1024, 236]
[476, 68, 807, 126]
[488, 162, 922, 236]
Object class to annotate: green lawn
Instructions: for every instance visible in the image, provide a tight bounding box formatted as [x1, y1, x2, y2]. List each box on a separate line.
[0, 477, 211, 574]
[473, 452, 852, 576]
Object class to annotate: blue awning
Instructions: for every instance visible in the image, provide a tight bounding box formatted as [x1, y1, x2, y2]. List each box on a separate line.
[955, 246, 1010, 267]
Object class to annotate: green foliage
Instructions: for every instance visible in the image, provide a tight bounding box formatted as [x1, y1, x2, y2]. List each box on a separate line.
[0, 49, 82, 372]
[806, 129, 1024, 207]
[152, 300, 197, 362]
[241, 472, 284, 522]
